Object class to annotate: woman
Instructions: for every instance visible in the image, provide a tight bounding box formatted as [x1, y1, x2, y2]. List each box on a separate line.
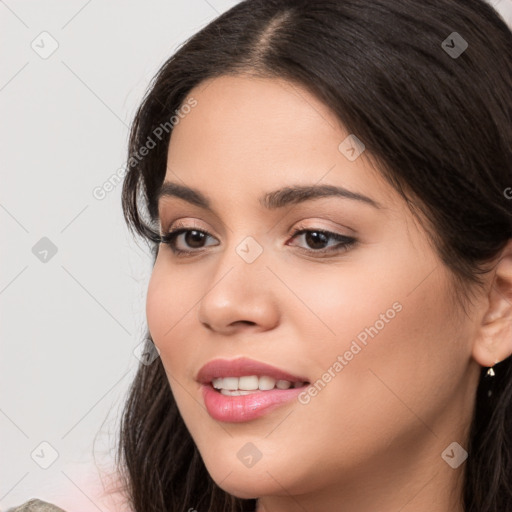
[12, 0, 511, 510]
[116, 0, 512, 511]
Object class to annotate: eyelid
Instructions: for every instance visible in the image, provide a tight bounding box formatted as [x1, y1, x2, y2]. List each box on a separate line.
[162, 218, 213, 236]
[159, 208, 227, 237]
[291, 219, 355, 236]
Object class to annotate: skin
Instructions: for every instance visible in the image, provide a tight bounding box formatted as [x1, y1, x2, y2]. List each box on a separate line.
[146, 74, 512, 512]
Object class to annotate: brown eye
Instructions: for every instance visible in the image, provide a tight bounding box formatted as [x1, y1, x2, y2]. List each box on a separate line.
[303, 231, 330, 250]
[183, 230, 207, 248]
[288, 228, 357, 255]
[159, 227, 219, 255]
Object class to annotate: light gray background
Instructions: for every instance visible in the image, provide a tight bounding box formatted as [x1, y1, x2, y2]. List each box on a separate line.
[1, 1, 511, 511]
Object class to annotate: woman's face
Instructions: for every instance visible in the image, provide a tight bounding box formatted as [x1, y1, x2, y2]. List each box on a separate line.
[146, 75, 481, 507]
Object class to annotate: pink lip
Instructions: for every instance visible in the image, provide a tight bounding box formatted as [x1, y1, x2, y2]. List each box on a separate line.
[196, 357, 309, 423]
[201, 384, 305, 423]
[196, 357, 308, 384]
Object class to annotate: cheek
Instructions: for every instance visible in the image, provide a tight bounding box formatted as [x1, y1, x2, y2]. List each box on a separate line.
[145, 267, 170, 347]
[278, 249, 467, 453]
[145, 259, 197, 358]
[307, 266, 467, 445]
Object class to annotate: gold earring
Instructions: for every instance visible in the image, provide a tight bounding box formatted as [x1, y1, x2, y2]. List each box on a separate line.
[486, 360, 499, 377]
[486, 360, 500, 398]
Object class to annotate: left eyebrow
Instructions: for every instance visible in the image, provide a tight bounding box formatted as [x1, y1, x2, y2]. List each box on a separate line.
[260, 184, 383, 210]
[157, 182, 384, 210]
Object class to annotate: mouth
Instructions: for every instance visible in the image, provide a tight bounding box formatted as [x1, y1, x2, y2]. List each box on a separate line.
[197, 357, 310, 423]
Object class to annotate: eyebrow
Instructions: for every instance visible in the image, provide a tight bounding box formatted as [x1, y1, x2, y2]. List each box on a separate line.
[157, 181, 383, 210]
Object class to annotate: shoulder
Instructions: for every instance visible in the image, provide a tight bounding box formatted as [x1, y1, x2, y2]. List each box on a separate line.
[5, 499, 67, 512]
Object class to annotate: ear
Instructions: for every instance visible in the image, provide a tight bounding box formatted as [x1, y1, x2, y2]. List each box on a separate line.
[472, 238, 512, 368]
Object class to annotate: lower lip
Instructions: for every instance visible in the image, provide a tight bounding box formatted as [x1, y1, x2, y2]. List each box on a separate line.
[201, 384, 306, 423]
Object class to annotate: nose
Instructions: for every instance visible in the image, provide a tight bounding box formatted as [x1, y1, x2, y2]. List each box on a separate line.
[197, 241, 280, 335]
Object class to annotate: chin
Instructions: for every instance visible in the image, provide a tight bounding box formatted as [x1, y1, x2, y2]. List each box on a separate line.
[198, 449, 268, 494]
[210, 470, 272, 500]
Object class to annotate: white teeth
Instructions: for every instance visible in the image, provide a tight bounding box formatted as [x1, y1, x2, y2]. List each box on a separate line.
[211, 375, 303, 392]
[259, 376, 276, 390]
[276, 379, 292, 389]
[239, 375, 259, 390]
[212, 378, 223, 390]
[222, 377, 239, 390]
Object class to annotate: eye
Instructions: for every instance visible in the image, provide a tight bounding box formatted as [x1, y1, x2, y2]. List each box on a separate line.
[159, 227, 218, 255]
[287, 227, 357, 256]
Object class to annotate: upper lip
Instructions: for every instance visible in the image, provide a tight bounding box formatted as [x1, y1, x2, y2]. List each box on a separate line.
[196, 357, 309, 384]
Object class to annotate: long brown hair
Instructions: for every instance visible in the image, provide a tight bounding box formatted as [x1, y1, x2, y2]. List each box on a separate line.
[118, 1, 512, 510]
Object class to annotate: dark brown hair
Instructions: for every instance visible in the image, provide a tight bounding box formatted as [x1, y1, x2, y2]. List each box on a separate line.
[118, 1, 512, 510]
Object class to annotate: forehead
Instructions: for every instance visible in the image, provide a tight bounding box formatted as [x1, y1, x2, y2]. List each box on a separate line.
[164, 74, 399, 212]
[170, 74, 344, 151]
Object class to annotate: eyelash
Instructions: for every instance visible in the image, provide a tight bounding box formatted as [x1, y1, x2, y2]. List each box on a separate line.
[159, 224, 357, 258]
